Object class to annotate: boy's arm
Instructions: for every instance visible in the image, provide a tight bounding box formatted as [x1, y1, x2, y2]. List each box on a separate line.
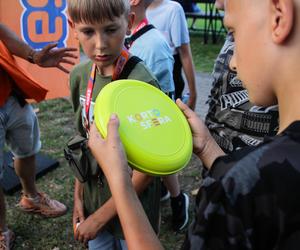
[0, 23, 77, 73]
[75, 170, 154, 243]
[85, 120, 163, 249]
[106, 170, 163, 250]
[73, 179, 85, 239]
[178, 43, 197, 110]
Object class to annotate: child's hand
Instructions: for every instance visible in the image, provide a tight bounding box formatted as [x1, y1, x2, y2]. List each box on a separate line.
[88, 115, 130, 181]
[33, 43, 77, 73]
[74, 214, 99, 244]
[176, 99, 210, 155]
[176, 99, 225, 168]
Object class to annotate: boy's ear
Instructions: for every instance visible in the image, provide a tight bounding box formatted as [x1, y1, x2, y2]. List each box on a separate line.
[130, 0, 140, 6]
[68, 19, 79, 39]
[68, 17, 75, 28]
[126, 12, 135, 36]
[271, 0, 293, 44]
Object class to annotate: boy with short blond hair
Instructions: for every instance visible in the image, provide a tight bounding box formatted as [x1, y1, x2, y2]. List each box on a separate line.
[68, 0, 160, 249]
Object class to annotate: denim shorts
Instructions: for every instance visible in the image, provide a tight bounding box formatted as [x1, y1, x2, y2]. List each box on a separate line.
[0, 96, 41, 179]
[88, 230, 128, 250]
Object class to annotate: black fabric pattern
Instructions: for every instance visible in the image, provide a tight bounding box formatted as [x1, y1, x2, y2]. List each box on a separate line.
[205, 33, 279, 153]
[182, 121, 300, 250]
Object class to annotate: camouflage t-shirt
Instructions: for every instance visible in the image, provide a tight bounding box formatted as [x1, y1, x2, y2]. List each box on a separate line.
[182, 121, 300, 250]
[205, 33, 279, 153]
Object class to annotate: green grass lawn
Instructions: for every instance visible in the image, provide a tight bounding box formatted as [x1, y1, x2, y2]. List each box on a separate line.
[190, 33, 224, 73]
[4, 32, 223, 249]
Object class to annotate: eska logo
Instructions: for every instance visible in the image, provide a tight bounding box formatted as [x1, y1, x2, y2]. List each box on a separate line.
[20, 0, 68, 50]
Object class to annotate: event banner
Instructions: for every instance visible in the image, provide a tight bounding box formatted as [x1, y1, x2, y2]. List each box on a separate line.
[0, 0, 80, 99]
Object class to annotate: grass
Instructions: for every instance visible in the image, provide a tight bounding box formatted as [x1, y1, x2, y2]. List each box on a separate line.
[4, 32, 223, 249]
[190, 33, 224, 73]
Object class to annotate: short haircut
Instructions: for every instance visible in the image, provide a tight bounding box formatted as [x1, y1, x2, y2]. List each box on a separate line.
[68, 0, 130, 24]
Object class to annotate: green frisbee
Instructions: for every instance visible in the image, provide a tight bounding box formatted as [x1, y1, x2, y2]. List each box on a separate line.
[94, 79, 192, 176]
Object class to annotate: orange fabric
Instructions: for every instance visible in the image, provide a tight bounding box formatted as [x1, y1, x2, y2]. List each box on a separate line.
[0, 41, 48, 106]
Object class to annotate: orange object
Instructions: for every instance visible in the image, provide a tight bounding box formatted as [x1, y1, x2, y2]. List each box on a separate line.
[0, 41, 48, 106]
[0, 0, 80, 100]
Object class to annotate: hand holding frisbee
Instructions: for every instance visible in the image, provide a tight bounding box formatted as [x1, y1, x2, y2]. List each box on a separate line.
[94, 79, 192, 176]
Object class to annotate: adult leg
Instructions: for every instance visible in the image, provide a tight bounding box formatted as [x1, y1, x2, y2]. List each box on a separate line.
[14, 155, 38, 197]
[6, 98, 66, 217]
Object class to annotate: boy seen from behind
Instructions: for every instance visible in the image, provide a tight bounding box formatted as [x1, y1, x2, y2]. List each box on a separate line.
[67, 0, 160, 249]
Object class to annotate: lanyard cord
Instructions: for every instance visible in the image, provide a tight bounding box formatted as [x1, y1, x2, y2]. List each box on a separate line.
[84, 48, 130, 132]
[125, 18, 150, 49]
[132, 18, 149, 34]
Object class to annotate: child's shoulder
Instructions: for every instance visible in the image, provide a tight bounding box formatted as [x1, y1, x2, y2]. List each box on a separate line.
[71, 59, 93, 77]
[128, 60, 160, 88]
[164, 0, 184, 13]
[136, 28, 170, 51]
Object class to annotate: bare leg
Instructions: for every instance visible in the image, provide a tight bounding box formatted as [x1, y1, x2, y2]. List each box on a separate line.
[162, 174, 180, 197]
[14, 155, 38, 198]
[0, 187, 7, 232]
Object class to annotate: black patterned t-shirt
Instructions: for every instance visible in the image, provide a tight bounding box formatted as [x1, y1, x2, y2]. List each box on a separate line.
[205, 33, 279, 153]
[182, 121, 300, 250]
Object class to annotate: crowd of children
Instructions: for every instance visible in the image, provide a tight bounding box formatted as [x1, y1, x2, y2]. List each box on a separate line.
[2, 0, 300, 249]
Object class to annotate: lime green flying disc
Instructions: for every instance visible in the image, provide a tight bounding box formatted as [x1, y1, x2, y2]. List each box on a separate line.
[94, 79, 192, 176]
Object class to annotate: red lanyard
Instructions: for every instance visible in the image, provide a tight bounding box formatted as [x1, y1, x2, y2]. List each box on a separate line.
[84, 48, 130, 130]
[132, 18, 149, 34]
[85, 63, 97, 126]
[112, 48, 130, 81]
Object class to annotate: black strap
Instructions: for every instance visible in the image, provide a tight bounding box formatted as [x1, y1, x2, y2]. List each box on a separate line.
[125, 24, 155, 49]
[118, 56, 142, 80]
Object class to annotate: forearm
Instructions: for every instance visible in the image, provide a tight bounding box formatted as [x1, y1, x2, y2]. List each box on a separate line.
[108, 172, 163, 250]
[197, 137, 226, 169]
[90, 171, 154, 227]
[178, 44, 197, 98]
[0, 23, 33, 60]
[74, 179, 84, 200]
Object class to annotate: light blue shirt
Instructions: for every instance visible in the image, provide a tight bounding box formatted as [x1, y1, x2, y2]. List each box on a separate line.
[129, 28, 175, 93]
[146, 0, 190, 55]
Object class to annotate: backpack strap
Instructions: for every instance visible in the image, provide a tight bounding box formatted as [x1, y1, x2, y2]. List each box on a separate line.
[125, 24, 155, 49]
[118, 56, 142, 80]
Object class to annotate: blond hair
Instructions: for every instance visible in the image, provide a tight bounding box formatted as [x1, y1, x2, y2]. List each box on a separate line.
[68, 0, 130, 24]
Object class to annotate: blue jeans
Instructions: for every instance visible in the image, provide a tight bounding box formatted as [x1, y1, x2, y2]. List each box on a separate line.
[88, 231, 128, 250]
